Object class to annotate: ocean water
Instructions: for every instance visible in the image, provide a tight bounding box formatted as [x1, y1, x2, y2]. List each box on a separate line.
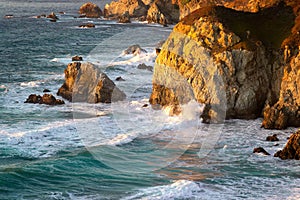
[1, 1, 300, 199]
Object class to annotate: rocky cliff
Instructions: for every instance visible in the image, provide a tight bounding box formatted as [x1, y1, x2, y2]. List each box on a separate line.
[57, 62, 126, 103]
[104, 0, 180, 24]
[150, 1, 300, 127]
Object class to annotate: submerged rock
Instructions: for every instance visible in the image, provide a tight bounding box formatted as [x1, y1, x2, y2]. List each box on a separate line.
[79, 2, 102, 18]
[253, 147, 270, 156]
[43, 89, 51, 93]
[149, 2, 300, 126]
[116, 76, 125, 81]
[47, 12, 58, 20]
[25, 94, 64, 105]
[57, 62, 126, 103]
[137, 63, 153, 71]
[78, 23, 95, 28]
[274, 130, 300, 159]
[123, 44, 147, 55]
[266, 134, 279, 142]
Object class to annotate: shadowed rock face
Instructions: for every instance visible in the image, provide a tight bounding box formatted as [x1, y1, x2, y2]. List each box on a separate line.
[274, 130, 300, 159]
[150, 2, 300, 126]
[57, 62, 126, 103]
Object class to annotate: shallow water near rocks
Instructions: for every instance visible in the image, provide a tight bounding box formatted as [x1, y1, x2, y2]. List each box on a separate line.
[0, 1, 300, 199]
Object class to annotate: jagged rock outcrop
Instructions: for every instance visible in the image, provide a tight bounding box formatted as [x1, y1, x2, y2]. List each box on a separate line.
[150, 2, 299, 124]
[146, 0, 180, 25]
[79, 2, 103, 18]
[57, 62, 126, 103]
[25, 94, 65, 105]
[118, 11, 131, 23]
[178, 0, 284, 19]
[104, 0, 148, 19]
[274, 130, 300, 159]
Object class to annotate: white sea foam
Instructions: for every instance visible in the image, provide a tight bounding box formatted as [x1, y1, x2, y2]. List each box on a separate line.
[20, 81, 41, 87]
[123, 180, 202, 200]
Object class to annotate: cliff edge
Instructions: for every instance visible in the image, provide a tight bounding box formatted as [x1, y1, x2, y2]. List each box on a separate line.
[150, 1, 300, 128]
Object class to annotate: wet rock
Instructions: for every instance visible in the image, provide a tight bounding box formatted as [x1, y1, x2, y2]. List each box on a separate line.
[79, 2, 102, 18]
[72, 55, 83, 61]
[47, 12, 58, 20]
[25, 94, 42, 104]
[79, 23, 95, 28]
[4, 14, 13, 19]
[266, 134, 279, 142]
[57, 62, 126, 103]
[253, 147, 270, 155]
[43, 89, 51, 93]
[155, 48, 161, 55]
[25, 94, 64, 105]
[274, 130, 300, 160]
[116, 76, 125, 81]
[118, 11, 131, 23]
[142, 104, 148, 107]
[123, 44, 147, 55]
[137, 63, 153, 71]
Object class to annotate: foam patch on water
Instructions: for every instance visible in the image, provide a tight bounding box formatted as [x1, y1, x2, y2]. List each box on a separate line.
[20, 81, 42, 87]
[123, 180, 202, 200]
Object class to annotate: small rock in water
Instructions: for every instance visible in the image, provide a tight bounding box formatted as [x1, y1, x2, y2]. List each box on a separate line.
[25, 94, 64, 105]
[79, 23, 95, 28]
[253, 147, 270, 155]
[72, 55, 83, 61]
[274, 143, 279, 146]
[115, 76, 125, 81]
[137, 63, 153, 71]
[142, 104, 148, 108]
[43, 89, 51, 93]
[4, 14, 13, 19]
[266, 134, 279, 141]
[123, 45, 147, 55]
[47, 12, 59, 20]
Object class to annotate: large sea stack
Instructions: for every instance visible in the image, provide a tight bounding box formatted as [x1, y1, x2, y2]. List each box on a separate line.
[149, 0, 300, 128]
[57, 62, 126, 103]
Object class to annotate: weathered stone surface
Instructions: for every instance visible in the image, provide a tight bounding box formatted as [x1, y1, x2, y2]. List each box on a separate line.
[57, 62, 126, 103]
[25, 94, 65, 105]
[178, 0, 284, 19]
[79, 2, 103, 18]
[104, 0, 148, 18]
[274, 130, 300, 159]
[118, 11, 131, 23]
[146, 0, 180, 25]
[149, 3, 298, 124]
[262, 49, 300, 129]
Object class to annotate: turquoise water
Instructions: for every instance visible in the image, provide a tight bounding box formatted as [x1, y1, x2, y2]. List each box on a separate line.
[1, 1, 300, 199]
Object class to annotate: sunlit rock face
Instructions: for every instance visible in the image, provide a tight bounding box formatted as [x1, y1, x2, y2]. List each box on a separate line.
[150, 2, 300, 127]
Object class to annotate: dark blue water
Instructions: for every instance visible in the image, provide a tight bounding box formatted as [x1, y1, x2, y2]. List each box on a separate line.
[1, 1, 300, 199]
